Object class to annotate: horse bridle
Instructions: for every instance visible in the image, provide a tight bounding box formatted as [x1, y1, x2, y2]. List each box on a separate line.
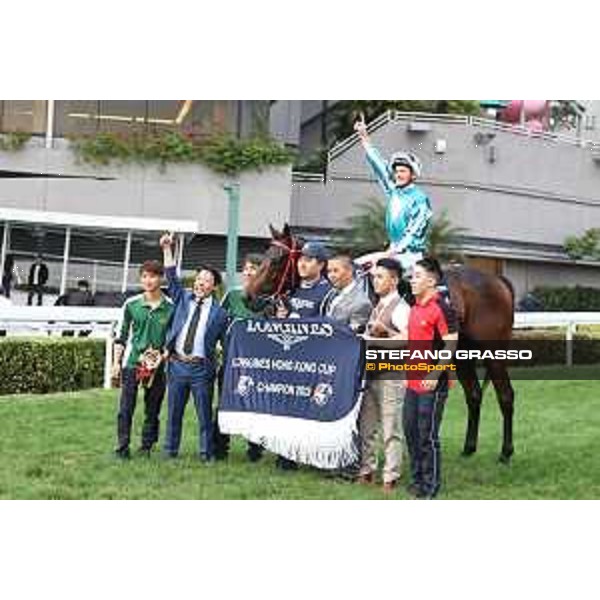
[268, 237, 302, 299]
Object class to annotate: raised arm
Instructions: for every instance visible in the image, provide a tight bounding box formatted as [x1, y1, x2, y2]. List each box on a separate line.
[354, 114, 394, 196]
[160, 232, 184, 304]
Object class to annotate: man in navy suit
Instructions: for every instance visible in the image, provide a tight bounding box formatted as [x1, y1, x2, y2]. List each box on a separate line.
[160, 233, 228, 461]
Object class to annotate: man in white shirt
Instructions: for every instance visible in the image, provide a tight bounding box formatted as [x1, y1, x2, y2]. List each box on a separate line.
[359, 258, 410, 493]
[160, 234, 229, 461]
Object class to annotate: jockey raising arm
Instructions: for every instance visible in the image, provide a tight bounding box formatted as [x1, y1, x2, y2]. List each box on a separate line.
[354, 114, 433, 274]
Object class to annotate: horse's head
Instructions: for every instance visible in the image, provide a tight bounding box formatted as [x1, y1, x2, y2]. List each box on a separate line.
[246, 223, 303, 300]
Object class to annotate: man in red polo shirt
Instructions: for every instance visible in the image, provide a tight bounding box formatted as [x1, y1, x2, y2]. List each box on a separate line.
[404, 257, 458, 499]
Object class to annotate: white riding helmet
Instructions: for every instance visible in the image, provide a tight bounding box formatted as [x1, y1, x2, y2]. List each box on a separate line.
[389, 151, 422, 178]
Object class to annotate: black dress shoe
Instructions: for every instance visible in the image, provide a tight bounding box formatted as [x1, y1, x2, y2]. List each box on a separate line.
[416, 488, 438, 500]
[276, 456, 298, 471]
[199, 454, 216, 464]
[114, 448, 131, 460]
[247, 444, 264, 463]
[406, 483, 422, 497]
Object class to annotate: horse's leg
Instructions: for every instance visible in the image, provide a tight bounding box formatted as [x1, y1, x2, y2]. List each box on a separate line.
[457, 359, 482, 457]
[487, 360, 514, 464]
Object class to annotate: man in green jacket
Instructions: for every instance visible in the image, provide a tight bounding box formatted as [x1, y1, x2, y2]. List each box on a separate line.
[215, 253, 266, 461]
[220, 253, 266, 320]
[113, 260, 174, 459]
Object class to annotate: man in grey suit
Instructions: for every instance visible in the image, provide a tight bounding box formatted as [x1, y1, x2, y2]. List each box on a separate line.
[322, 254, 372, 333]
[321, 254, 372, 480]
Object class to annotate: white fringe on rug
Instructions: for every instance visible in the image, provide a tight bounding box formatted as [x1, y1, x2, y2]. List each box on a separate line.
[218, 393, 363, 470]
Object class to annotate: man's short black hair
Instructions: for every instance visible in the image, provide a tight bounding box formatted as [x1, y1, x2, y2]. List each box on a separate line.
[329, 254, 353, 268]
[197, 265, 222, 287]
[77, 279, 90, 289]
[375, 257, 403, 280]
[416, 256, 443, 281]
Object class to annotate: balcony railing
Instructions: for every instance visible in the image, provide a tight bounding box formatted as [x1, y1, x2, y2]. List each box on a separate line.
[328, 110, 600, 162]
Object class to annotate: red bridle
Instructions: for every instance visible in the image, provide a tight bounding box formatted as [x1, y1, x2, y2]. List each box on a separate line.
[268, 237, 302, 298]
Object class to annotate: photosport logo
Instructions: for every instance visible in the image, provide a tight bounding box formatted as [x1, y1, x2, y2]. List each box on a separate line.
[246, 320, 334, 352]
[364, 347, 534, 378]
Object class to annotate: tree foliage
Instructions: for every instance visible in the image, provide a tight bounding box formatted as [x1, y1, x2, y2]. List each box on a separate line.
[70, 131, 295, 175]
[332, 198, 467, 261]
[564, 228, 600, 260]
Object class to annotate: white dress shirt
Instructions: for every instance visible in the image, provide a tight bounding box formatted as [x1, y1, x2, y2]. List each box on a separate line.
[32, 264, 41, 286]
[175, 295, 213, 358]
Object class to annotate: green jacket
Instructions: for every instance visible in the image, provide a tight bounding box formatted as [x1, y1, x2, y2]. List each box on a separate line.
[221, 288, 264, 319]
[115, 293, 174, 368]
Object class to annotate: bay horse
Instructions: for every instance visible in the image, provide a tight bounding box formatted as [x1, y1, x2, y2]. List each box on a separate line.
[247, 223, 516, 463]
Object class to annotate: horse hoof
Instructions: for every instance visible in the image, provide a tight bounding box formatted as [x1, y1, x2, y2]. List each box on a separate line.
[461, 448, 476, 458]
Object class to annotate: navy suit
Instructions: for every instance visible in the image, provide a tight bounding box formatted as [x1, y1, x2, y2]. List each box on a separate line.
[163, 266, 228, 459]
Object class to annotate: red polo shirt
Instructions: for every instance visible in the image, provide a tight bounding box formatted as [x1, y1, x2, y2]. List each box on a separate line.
[407, 291, 458, 393]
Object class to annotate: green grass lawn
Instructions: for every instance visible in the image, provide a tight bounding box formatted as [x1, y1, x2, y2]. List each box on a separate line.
[1, 369, 599, 499]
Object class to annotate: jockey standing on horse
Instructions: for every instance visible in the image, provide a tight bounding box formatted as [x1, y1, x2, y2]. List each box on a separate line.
[353, 113, 432, 277]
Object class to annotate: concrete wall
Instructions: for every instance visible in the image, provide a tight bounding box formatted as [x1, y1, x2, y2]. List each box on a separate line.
[0, 138, 292, 239]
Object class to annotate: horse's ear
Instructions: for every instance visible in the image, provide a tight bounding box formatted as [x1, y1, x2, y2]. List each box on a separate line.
[282, 223, 291, 237]
[268, 224, 279, 239]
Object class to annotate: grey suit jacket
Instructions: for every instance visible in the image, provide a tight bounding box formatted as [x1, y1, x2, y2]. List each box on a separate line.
[322, 280, 372, 331]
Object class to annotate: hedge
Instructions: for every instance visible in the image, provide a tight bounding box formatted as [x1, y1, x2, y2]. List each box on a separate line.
[0, 329, 597, 396]
[532, 286, 600, 311]
[0, 338, 105, 395]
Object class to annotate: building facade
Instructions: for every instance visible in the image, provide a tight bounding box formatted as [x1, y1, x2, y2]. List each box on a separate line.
[290, 108, 600, 299]
[0, 100, 289, 296]
[1, 100, 600, 302]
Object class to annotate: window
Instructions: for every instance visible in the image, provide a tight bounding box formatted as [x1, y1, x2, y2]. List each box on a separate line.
[585, 115, 596, 131]
[54, 101, 101, 136]
[51, 101, 267, 139]
[97, 101, 148, 134]
[0, 100, 47, 134]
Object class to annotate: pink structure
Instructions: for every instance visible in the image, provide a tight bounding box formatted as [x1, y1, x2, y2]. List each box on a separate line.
[497, 100, 550, 132]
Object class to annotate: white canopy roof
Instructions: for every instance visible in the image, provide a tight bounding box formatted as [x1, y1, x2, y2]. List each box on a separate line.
[0, 207, 199, 234]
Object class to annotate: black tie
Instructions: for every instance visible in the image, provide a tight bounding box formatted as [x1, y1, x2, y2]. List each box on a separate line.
[183, 299, 203, 355]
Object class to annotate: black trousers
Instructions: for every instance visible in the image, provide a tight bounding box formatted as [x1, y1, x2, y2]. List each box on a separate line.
[213, 420, 264, 461]
[403, 387, 447, 497]
[117, 366, 166, 453]
[27, 285, 44, 306]
[2, 275, 11, 298]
